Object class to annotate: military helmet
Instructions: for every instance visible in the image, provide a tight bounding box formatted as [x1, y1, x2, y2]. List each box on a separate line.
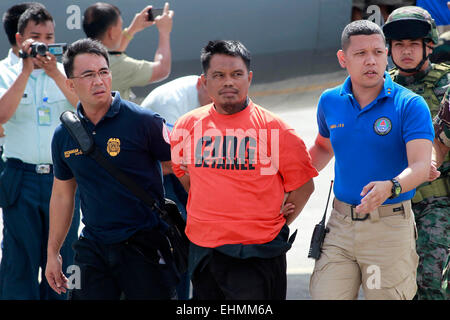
[383, 6, 439, 44]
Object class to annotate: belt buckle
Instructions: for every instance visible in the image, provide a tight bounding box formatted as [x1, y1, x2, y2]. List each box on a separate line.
[35, 164, 50, 174]
[350, 205, 369, 221]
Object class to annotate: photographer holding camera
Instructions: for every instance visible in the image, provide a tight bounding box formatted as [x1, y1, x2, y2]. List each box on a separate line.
[82, 2, 174, 101]
[0, 5, 80, 300]
[0, 2, 45, 173]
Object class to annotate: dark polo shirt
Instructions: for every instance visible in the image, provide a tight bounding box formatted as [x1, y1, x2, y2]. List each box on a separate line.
[51, 91, 171, 244]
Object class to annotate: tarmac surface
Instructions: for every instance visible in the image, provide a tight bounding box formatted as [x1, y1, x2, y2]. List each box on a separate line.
[249, 70, 365, 299]
[0, 69, 367, 300]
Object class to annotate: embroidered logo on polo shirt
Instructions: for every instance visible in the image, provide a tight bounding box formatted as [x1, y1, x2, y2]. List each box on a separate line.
[330, 123, 345, 129]
[64, 148, 83, 158]
[107, 138, 121, 157]
[373, 117, 392, 136]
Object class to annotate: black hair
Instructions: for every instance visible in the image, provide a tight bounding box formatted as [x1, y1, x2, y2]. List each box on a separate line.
[200, 40, 251, 73]
[17, 5, 53, 36]
[83, 2, 121, 40]
[341, 20, 385, 51]
[63, 38, 110, 78]
[2, 2, 44, 45]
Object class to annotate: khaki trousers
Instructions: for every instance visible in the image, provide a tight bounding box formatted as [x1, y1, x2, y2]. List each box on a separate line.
[309, 199, 419, 300]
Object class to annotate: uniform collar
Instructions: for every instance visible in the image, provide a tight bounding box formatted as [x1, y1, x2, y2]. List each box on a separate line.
[105, 91, 122, 118]
[395, 64, 431, 86]
[340, 71, 395, 101]
[382, 71, 395, 99]
[77, 91, 122, 122]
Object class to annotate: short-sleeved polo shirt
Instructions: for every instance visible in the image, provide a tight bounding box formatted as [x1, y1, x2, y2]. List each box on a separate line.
[317, 72, 434, 205]
[51, 91, 171, 244]
[0, 49, 20, 69]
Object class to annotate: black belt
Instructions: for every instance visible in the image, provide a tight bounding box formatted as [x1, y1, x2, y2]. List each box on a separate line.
[7, 158, 53, 174]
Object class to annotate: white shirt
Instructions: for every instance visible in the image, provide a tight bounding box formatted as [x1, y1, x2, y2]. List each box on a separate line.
[141, 75, 200, 129]
[0, 48, 20, 69]
[0, 49, 21, 148]
[0, 61, 73, 164]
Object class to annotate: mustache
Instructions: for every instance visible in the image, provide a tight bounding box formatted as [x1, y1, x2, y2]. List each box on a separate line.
[219, 88, 239, 94]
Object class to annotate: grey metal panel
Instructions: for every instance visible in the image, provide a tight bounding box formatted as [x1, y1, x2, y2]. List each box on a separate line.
[0, 0, 351, 58]
[0, 0, 352, 92]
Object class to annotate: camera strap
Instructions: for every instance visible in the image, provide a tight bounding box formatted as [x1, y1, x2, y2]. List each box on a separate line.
[18, 50, 29, 59]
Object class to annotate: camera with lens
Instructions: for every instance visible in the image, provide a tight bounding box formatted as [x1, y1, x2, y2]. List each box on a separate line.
[19, 42, 67, 59]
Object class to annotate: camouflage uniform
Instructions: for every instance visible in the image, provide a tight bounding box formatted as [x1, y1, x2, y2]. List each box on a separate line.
[434, 88, 450, 299]
[384, 6, 450, 300]
[431, 31, 450, 64]
[442, 253, 449, 298]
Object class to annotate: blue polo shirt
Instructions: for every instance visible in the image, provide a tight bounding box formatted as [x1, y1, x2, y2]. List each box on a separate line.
[317, 72, 434, 205]
[52, 91, 171, 244]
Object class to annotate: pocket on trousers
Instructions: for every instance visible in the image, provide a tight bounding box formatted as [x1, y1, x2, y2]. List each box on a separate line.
[380, 214, 410, 229]
[379, 249, 419, 299]
[330, 208, 351, 225]
[393, 253, 419, 300]
[378, 217, 413, 248]
[0, 166, 23, 208]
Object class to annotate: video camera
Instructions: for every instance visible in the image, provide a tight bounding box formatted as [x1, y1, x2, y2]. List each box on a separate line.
[19, 42, 67, 59]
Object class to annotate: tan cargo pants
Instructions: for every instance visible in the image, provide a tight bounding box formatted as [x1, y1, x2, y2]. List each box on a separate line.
[309, 199, 419, 300]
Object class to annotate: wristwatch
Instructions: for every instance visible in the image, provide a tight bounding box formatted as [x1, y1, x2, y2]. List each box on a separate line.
[389, 178, 402, 199]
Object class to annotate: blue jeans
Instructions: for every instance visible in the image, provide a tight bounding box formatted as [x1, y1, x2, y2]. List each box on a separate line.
[0, 162, 80, 300]
[69, 231, 178, 300]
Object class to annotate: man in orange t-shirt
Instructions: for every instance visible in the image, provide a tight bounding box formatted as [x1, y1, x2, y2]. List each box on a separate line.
[170, 40, 318, 300]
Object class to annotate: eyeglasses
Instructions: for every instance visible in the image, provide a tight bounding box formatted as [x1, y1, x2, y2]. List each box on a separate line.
[71, 69, 111, 81]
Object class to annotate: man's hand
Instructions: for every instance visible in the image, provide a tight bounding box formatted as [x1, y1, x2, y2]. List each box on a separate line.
[155, 2, 174, 35]
[127, 5, 156, 36]
[180, 163, 189, 176]
[281, 202, 295, 217]
[45, 253, 69, 295]
[19, 39, 35, 75]
[284, 179, 315, 225]
[428, 160, 441, 181]
[161, 161, 173, 175]
[33, 52, 59, 79]
[356, 180, 392, 214]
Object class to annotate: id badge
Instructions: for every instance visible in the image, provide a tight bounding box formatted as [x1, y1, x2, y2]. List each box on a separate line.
[37, 107, 51, 126]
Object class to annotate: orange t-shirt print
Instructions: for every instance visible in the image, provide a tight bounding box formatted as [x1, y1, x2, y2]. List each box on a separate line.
[170, 101, 318, 247]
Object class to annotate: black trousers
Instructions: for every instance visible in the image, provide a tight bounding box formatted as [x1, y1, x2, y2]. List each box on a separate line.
[192, 250, 287, 300]
[69, 234, 178, 300]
